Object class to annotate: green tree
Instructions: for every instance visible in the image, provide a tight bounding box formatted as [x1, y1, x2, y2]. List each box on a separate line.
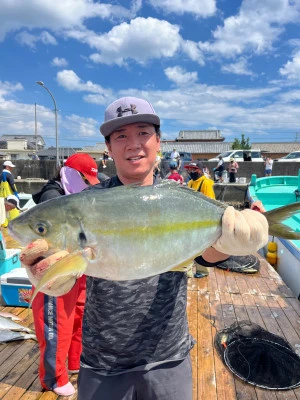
[231, 134, 251, 150]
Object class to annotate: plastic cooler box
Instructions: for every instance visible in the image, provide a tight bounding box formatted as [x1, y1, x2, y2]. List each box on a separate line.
[0, 231, 21, 275]
[0, 268, 32, 307]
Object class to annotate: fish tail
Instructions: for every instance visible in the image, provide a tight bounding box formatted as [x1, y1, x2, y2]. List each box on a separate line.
[30, 252, 89, 306]
[264, 202, 300, 239]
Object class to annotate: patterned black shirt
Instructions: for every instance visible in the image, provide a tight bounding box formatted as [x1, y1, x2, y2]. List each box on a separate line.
[81, 176, 195, 374]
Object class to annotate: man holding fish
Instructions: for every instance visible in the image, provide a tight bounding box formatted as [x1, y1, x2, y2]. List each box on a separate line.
[13, 97, 269, 399]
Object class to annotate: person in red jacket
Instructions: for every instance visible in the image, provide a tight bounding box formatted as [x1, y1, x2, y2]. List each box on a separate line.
[28, 153, 99, 396]
[167, 161, 184, 184]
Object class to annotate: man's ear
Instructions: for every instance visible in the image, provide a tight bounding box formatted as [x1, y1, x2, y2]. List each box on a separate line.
[106, 141, 112, 155]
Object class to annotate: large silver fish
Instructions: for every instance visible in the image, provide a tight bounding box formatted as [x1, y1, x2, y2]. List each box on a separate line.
[8, 182, 299, 300]
[0, 330, 36, 343]
[0, 315, 33, 333]
[9, 183, 225, 281]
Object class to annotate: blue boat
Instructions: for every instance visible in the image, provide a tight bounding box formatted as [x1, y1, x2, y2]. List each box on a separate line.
[247, 170, 300, 299]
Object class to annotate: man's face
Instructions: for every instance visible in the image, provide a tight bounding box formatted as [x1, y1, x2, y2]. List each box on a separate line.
[187, 167, 203, 177]
[106, 122, 160, 185]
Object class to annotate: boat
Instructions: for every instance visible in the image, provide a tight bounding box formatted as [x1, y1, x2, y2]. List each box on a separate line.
[247, 170, 300, 299]
[18, 193, 35, 211]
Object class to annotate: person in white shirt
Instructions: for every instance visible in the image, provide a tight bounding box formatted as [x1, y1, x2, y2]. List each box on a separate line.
[264, 157, 273, 176]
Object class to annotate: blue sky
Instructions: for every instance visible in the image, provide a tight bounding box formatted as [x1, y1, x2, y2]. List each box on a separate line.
[1, 0, 300, 149]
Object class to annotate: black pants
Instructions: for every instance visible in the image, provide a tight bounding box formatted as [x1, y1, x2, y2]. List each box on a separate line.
[229, 172, 236, 182]
[77, 355, 193, 400]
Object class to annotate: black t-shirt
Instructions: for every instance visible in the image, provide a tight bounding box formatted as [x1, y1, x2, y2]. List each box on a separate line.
[81, 176, 195, 374]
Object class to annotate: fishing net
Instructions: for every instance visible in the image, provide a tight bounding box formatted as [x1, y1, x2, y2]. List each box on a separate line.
[214, 320, 300, 390]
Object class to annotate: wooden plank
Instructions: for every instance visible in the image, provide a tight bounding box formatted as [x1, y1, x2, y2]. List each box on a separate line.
[1, 349, 39, 399]
[197, 291, 217, 400]
[264, 296, 300, 347]
[186, 287, 198, 400]
[207, 268, 219, 293]
[19, 376, 44, 400]
[224, 272, 240, 295]
[210, 291, 237, 400]
[275, 296, 300, 338]
[215, 269, 228, 294]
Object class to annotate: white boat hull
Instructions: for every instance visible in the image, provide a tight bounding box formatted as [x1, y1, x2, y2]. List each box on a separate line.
[260, 236, 300, 300]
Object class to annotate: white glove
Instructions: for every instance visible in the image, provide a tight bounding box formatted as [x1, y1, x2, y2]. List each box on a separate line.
[212, 206, 269, 256]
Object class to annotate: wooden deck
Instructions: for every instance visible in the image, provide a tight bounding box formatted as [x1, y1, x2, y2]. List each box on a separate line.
[1, 231, 300, 399]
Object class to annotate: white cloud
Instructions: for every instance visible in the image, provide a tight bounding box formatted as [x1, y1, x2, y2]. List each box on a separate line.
[279, 51, 300, 81]
[56, 70, 113, 103]
[148, 0, 216, 17]
[0, 0, 138, 42]
[199, 0, 300, 58]
[51, 57, 68, 67]
[40, 31, 57, 45]
[65, 115, 98, 137]
[164, 66, 198, 86]
[221, 57, 255, 76]
[181, 40, 205, 65]
[66, 18, 207, 66]
[83, 18, 182, 66]
[278, 90, 300, 103]
[0, 81, 23, 100]
[15, 30, 57, 48]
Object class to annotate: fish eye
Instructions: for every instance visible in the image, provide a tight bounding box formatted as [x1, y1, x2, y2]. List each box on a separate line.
[34, 222, 48, 236]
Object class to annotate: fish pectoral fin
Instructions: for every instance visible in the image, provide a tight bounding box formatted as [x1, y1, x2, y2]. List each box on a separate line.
[170, 257, 195, 272]
[30, 252, 89, 306]
[269, 223, 300, 240]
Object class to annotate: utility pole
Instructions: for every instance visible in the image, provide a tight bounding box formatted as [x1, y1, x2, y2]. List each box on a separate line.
[34, 102, 38, 152]
[36, 81, 59, 166]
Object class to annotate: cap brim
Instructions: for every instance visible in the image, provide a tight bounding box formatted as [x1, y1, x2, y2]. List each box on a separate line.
[100, 114, 160, 137]
[184, 165, 198, 169]
[6, 200, 21, 210]
[84, 174, 100, 185]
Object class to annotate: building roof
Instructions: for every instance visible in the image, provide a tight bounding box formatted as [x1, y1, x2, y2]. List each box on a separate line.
[161, 142, 231, 153]
[37, 147, 82, 158]
[82, 142, 108, 153]
[253, 142, 300, 153]
[0, 134, 46, 145]
[161, 141, 300, 154]
[177, 130, 224, 141]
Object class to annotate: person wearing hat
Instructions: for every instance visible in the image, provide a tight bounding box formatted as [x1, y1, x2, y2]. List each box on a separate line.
[184, 161, 215, 198]
[22, 153, 100, 397]
[227, 158, 239, 183]
[0, 161, 19, 227]
[5, 194, 22, 210]
[167, 161, 184, 183]
[0, 195, 22, 226]
[20, 97, 268, 400]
